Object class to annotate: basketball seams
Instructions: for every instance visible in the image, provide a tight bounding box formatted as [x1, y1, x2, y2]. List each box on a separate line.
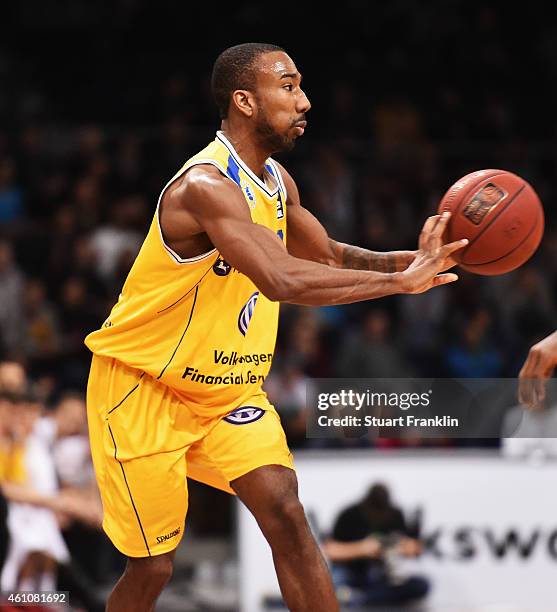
[461, 210, 542, 269]
[459, 183, 526, 261]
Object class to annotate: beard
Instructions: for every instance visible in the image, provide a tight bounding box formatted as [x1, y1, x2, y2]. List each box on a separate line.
[254, 107, 296, 153]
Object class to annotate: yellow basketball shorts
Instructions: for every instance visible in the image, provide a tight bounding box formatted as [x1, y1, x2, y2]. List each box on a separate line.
[86, 355, 294, 558]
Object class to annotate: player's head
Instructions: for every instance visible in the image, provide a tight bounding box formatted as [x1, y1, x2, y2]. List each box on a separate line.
[211, 43, 311, 152]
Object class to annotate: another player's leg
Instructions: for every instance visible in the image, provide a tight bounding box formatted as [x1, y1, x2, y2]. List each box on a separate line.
[106, 550, 175, 612]
[232, 465, 338, 612]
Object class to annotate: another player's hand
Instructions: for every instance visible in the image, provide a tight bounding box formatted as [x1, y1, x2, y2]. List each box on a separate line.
[518, 331, 557, 409]
[400, 212, 468, 294]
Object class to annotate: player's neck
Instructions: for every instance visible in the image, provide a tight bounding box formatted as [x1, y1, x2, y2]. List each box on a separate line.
[220, 123, 270, 180]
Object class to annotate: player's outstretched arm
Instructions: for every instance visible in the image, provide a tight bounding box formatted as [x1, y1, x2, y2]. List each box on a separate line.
[519, 330, 557, 409]
[170, 167, 466, 306]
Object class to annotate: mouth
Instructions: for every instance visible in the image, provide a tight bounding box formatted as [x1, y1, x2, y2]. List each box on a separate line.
[293, 120, 307, 136]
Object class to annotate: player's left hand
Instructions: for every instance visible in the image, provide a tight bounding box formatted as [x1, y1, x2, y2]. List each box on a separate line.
[519, 331, 557, 409]
[417, 219, 458, 272]
[402, 218, 460, 273]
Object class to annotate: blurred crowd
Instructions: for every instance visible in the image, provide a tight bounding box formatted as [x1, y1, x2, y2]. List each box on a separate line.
[0, 360, 112, 609]
[1, 1, 557, 606]
[1, 2, 557, 456]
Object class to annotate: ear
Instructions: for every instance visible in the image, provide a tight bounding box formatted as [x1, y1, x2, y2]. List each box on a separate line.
[230, 89, 256, 118]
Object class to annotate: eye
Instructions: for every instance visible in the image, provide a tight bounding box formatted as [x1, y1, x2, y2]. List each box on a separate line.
[283, 84, 293, 91]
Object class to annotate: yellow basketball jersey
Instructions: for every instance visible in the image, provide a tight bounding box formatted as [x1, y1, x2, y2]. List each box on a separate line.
[85, 131, 287, 418]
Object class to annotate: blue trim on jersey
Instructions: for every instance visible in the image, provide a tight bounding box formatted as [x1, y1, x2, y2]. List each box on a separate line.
[217, 131, 279, 197]
[269, 158, 288, 202]
[226, 154, 241, 187]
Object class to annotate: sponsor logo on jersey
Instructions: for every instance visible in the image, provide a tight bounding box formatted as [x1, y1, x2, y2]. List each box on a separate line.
[223, 406, 265, 425]
[213, 258, 231, 276]
[214, 350, 272, 366]
[241, 180, 256, 208]
[462, 183, 507, 225]
[156, 527, 181, 544]
[276, 192, 285, 219]
[238, 291, 259, 336]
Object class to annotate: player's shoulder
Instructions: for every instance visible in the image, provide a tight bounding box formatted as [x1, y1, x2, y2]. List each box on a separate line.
[166, 163, 247, 219]
[172, 164, 239, 204]
[181, 164, 231, 190]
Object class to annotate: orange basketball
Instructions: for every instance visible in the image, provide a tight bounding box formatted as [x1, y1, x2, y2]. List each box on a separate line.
[438, 169, 544, 275]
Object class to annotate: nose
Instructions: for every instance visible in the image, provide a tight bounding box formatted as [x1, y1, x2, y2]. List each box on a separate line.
[297, 88, 311, 114]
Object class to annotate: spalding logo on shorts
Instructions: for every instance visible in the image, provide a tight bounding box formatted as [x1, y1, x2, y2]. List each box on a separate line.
[238, 291, 259, 336]
[223, 406, 265, 425]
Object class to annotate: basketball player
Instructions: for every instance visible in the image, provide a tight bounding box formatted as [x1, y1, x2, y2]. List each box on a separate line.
[519, 330, 557, 408]
[84, 43, 467, 611]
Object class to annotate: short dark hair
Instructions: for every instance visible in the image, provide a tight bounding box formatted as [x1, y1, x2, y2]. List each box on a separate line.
[211, 43, 285, 119]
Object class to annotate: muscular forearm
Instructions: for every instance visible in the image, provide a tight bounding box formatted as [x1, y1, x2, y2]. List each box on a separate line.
[330, 239, 415, 273]
[272, 256, 405, 306]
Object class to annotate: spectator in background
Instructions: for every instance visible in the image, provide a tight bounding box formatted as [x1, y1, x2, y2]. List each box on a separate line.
[57, 276, 101, 388]
[1, 391, 70, 593]
[0, 158, 24, 224]
[336, 309, 414, 378]
[114, 132, 146, 193]
[301, 145, 356, 243]
[36, 392, 109, 605]
[0, 362, 27, 395]
[0, 386, 104, 608]
[69, 236, 108, 309]
[398, 283, 449, 373]
[73, 126, 107, 180]
[507, 268, 555, 344]
[281, 308, 328, 376]
[20, 278, 61, 373]
[0, 391, 26, 571]
[323, 483, 429, 607]
[89, 194, 146, 289]
[45, 205, 81, 288]
[265, 359, 313, 449]
[71, 175, 103, 231]
[445, 307, 503, 378]
[0, 241, 24, 359]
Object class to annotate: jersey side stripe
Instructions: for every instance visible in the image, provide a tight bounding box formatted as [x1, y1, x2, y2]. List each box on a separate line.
[157, 285, 199, 379]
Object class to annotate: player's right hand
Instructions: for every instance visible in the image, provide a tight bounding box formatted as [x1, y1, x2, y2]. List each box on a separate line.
[519, 330, 557, 409]
[399, 212, 468, 294]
